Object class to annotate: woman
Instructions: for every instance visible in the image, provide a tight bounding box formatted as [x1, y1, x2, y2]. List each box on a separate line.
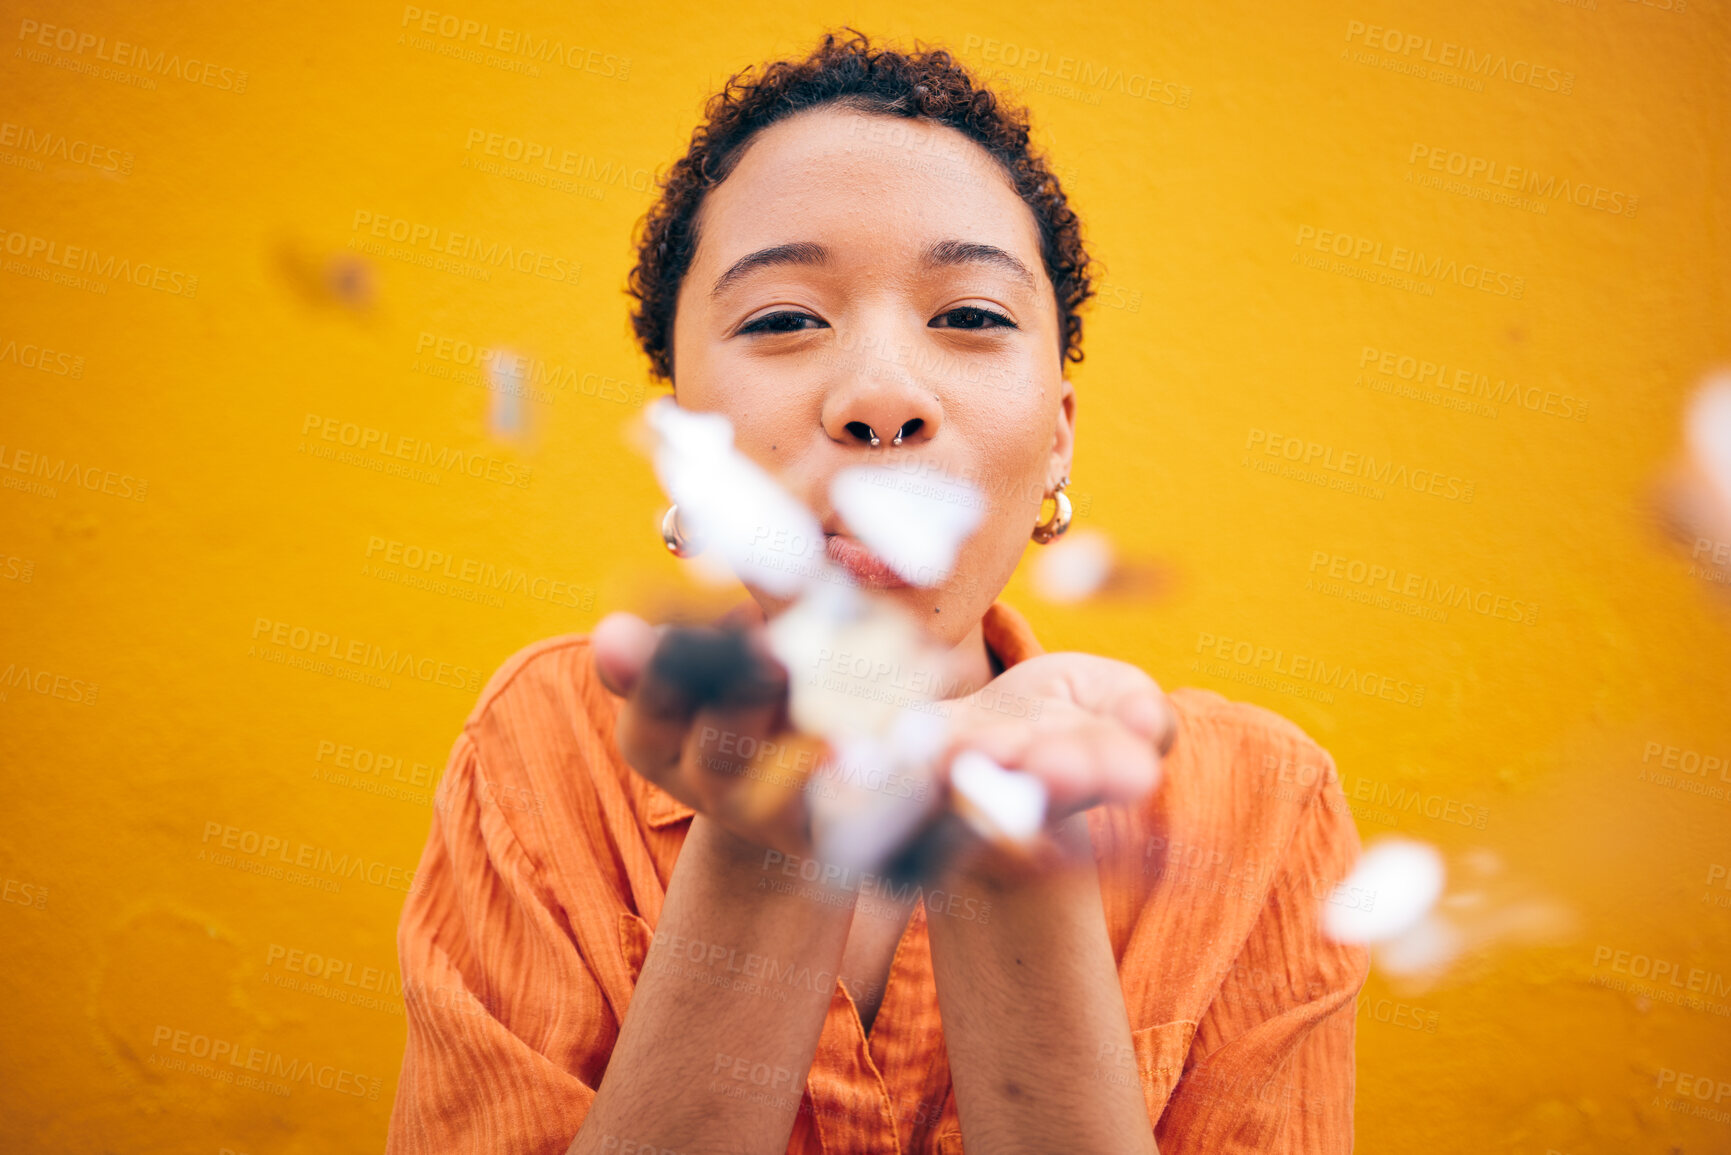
[388, 30, 1367, 1155]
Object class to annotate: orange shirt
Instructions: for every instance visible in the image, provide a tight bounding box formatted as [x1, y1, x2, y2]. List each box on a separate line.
[388, 601, 1368, 1154]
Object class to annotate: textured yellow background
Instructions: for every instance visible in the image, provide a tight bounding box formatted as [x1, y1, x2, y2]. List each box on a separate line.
[3, 1, 1728, 1151]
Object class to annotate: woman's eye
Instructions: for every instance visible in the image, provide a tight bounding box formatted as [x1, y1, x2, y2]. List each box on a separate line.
[738, 310, 826, 335]
[931, 306, 1017, 330]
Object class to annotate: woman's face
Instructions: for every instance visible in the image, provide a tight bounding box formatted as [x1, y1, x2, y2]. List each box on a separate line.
[670, 104, 1075, 647]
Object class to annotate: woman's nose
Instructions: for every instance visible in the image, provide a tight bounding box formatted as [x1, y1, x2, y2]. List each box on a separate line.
[821, 381, 942, 449]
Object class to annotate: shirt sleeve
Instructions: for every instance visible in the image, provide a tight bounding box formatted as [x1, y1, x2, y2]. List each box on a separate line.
[1154, 731, 1370, 1153]
[386, 728, 604, 1155]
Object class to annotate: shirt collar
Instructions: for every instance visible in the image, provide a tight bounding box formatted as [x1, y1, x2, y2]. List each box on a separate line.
[644, 600, 1043, 829]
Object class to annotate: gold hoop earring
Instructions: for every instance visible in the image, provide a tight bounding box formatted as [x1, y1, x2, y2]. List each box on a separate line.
[1031, 476, 1072, 544]
[661, 505, 702, 557]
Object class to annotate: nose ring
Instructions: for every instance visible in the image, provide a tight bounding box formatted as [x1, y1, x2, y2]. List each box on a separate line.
[864, 424, 905, 448]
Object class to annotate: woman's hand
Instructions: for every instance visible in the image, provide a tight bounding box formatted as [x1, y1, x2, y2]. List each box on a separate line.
[939, 651, 1177, 859]
[595, 602, 1178, 871]
[591, 605, 822, 858]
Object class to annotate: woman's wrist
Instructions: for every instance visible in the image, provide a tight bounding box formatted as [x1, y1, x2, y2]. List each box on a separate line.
[923, 810, 1155, 1154]
[682, 813, 863, 923]
[935, 809, 1099, 897]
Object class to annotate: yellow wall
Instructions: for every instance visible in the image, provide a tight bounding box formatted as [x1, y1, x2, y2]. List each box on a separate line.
[3, 1, 1728, 1151]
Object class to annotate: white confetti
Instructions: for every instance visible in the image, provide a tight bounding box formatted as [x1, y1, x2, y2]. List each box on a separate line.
[949, 749, 1048, 844]
[1374, 913, 1463, 977]
[767, 586, 956, 869]
[646, 398, 827, 597]
[1323, 838, 1446, 945]
[1032, 527, 1114, 603]
[640, 400, 1049, 876]
[808, 732, 938, 873]
[831, 465, 984, 586]
[488, 354, 526, 439]
[1686, 373, 1731, 513]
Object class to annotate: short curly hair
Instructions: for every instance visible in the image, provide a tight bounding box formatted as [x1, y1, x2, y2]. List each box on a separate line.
[626, 28, 1094, 384]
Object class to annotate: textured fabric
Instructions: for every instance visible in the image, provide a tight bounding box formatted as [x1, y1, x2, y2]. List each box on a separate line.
[388, 601, 1369, 1154]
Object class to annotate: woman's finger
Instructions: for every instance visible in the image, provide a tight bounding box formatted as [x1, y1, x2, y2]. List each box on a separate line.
[1086, 718, 1163, 803]
[1069, 658, 1175, 757]
[1016, 729, 1097, 812]
[951, 712, 1159, 823]
[1113, 685, 1177, 757]
[616, 623, 774, 781]
[591, 611, 661, 698]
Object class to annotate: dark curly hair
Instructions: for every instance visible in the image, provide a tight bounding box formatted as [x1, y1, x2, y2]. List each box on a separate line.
[625, 28, 1094, 384]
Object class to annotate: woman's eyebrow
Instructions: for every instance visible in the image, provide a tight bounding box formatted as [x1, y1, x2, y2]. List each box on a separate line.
[710, 241, 829, 298]
[709, 239, 1037, 298]
[924, 239, 1036, 294]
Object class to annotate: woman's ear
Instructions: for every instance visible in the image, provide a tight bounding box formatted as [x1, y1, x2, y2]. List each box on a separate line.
[1048, 377, 1077, 490]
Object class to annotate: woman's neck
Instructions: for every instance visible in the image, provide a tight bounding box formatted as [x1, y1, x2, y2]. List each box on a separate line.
[937, 617, 1000, 701]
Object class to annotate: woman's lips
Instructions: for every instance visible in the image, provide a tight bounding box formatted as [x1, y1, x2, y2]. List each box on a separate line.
[825, 534, 911, 590]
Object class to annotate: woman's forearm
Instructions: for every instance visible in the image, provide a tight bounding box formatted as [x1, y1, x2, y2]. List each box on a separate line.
[568, 815, 858, 1155]
[926, 815, 1158, 1155]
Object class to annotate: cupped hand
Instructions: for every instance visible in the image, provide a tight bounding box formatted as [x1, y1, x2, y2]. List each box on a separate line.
[591, 604, 821, 857]
[593, 606, 1179, 877]
[940, 650, 1177, 841]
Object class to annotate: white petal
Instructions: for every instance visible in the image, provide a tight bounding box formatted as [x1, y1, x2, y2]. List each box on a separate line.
[1032, 528, 1114, 603]
[1322, 838, 1446, 944]
[950, 749, 1048, 844]
[831, 465, 984, 586]
[1375, 913, 1462, 976]
[1687, 373, 1731, 512]
[646, 399, 828, 597]
[808, 735, 935, 873]
[767, 583, 905, 739]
